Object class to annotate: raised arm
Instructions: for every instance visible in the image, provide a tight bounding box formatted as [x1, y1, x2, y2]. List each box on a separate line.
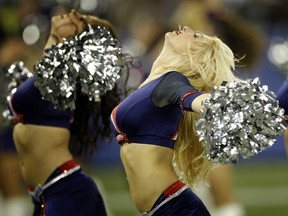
[44, 10, 86, 50]
[152, 71, 206, 112]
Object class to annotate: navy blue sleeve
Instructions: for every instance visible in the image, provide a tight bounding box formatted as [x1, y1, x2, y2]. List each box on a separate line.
[152, 71, 203, 111]
[277, 81, 288, 115]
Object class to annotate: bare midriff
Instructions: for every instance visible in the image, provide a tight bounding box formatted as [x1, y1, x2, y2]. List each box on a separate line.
[120, 142, 178, 213]
[13, 123, 73, 187]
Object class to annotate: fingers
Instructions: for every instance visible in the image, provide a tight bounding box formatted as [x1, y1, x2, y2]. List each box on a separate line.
[49, 10, 86, 41]
[70, 9, 83, 19]
[68, 10, 86, 34]
[50, 14, 71, 35]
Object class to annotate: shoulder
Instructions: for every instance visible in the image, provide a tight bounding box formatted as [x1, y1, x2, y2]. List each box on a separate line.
[163, 71, 187, 79]
[155, 71, 191, 88]
[16, 77, 38, 94]
[152, 71, 192, 107]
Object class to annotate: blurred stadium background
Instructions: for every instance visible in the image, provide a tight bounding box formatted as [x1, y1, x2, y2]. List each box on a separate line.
[1, 0, 288, 215]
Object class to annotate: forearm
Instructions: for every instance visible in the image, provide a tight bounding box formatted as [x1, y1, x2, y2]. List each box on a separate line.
[44, 35, 59, 50]
[44, 10, 85, 51]
[191, 93, 209, 113]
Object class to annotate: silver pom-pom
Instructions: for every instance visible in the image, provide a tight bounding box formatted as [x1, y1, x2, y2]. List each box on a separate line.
[195, 78, 287, 164]
[1, 62, 32, 123]
[34, 25, 131, 111]
[6, 61, 33, 92]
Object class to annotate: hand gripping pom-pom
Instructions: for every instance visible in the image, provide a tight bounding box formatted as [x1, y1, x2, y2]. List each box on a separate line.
[34, 25, 131, 111]
[195, 78, 287, 164]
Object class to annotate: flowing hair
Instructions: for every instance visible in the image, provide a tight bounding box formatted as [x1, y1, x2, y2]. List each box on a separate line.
[141, 31, 240, 186]
[69, 16, 122, 155]
[176, 35, 240, 186]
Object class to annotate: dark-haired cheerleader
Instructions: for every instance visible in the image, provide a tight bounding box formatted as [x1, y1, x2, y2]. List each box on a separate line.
[4, 10, 130, 216]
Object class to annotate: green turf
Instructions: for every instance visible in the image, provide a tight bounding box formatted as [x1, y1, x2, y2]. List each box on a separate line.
[245, 206, 288, 216]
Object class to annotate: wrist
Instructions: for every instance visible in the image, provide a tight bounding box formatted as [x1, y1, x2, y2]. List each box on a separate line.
[44, 34, 59, 50]
[191, 93, 209, 113]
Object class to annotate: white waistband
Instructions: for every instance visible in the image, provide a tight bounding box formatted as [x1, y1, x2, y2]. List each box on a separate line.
[29, 165, 81, 201]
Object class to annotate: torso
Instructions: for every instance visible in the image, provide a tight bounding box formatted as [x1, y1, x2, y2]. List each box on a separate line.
[13, 123, 73, 187]
[9, 77, 74, 187]
[120, 142, 178, 212]
[111, 72, 197, 212]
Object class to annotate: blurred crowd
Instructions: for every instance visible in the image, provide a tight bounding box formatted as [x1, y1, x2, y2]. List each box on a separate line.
[1, 0, 288, 76]
[0, 0, 288, 216]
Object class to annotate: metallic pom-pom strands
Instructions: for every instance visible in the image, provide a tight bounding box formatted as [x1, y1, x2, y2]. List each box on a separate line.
[195, 78, 287, 164]
[6, 61, 33, 93]
[2, 62, 32, 121]
[34, 25, 130, 111]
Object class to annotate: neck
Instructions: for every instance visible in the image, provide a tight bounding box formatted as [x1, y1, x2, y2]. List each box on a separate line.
[140, 62, 166, 88]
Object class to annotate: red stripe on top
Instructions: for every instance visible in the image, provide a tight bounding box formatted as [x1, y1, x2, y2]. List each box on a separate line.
[180, 91, 198, 110]
[111, 105, 124, 134]
[171, 128, 178, 140]
[9, 94, 24, 124]
[111, 105, 128, 143]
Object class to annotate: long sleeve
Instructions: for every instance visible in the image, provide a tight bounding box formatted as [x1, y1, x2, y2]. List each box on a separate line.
[152, 71, 203, 111]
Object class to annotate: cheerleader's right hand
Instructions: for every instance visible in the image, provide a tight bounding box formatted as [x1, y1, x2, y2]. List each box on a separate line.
[49, 10, 86, 42]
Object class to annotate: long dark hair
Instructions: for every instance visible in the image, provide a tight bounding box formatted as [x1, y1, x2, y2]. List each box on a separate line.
[70, 85, 120, 155]
[69, 15, 123, 155]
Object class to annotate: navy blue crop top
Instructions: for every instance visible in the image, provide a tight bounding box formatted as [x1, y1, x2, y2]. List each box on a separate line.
[110, 71, 203, 149]
[8, 77, 73, 128]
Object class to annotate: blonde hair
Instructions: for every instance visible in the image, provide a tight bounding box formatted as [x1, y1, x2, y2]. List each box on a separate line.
[141, 32, 240, 186]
